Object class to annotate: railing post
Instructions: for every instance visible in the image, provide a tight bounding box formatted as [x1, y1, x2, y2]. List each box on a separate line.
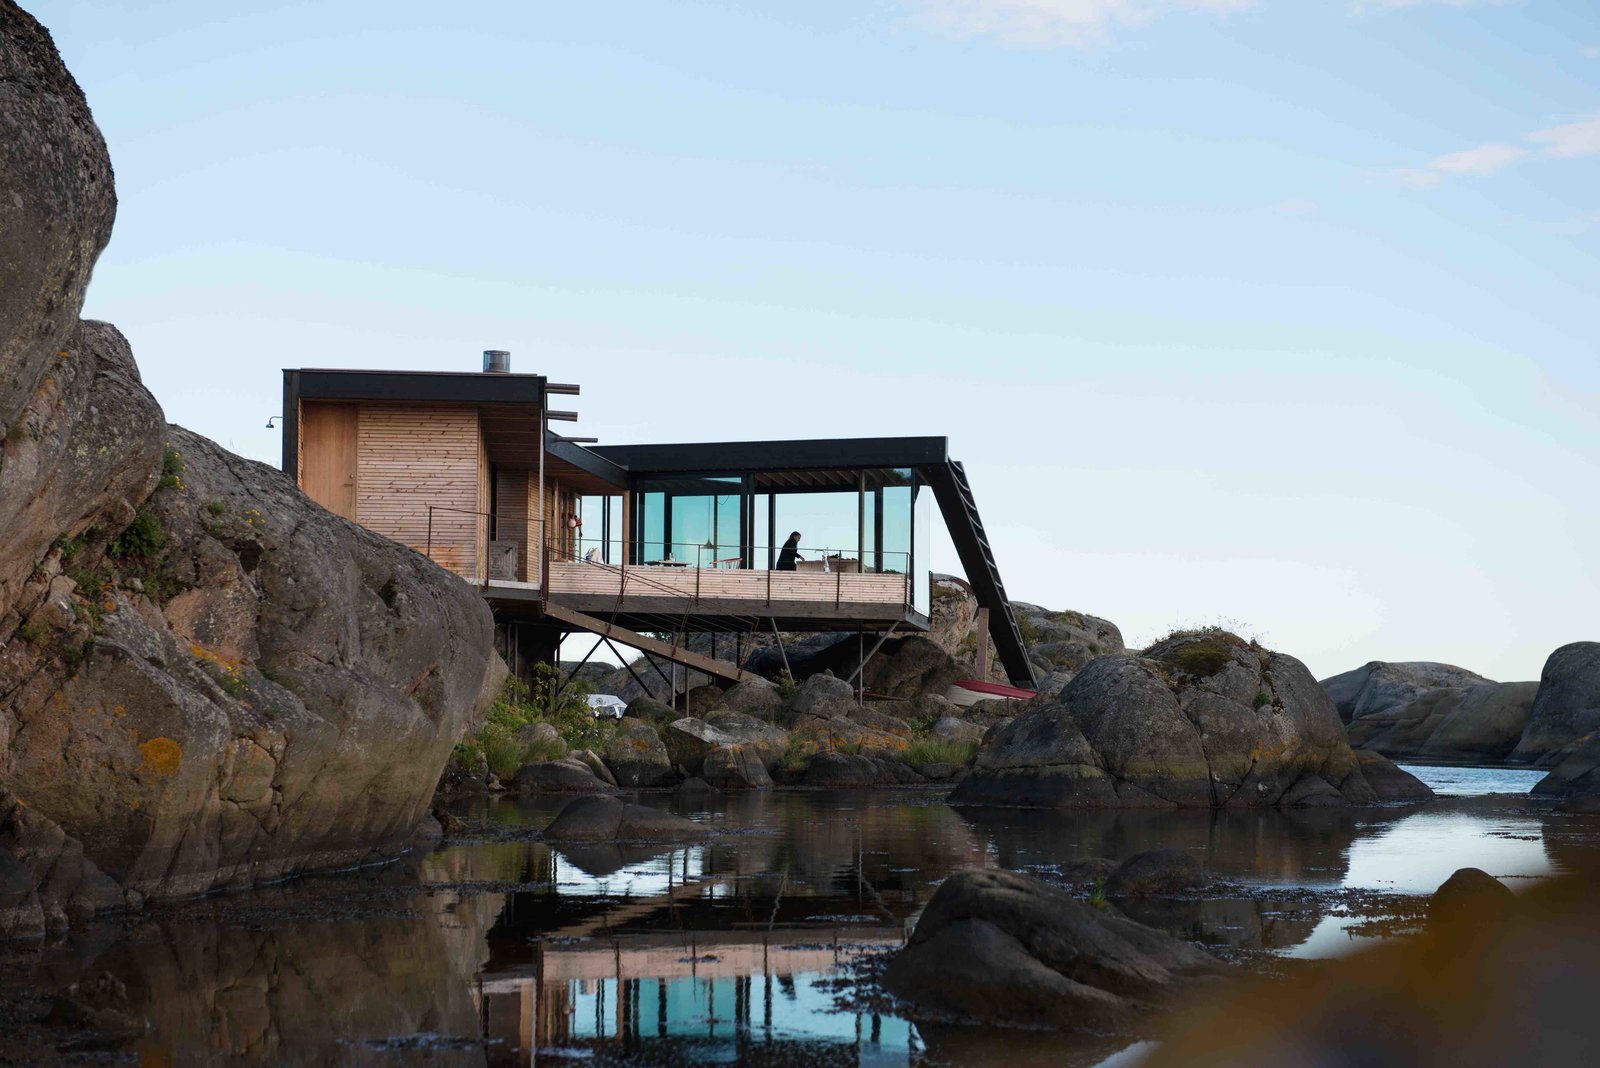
[426, 507, 433, 565]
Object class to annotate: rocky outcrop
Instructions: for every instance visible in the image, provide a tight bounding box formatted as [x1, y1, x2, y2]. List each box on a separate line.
[0, 6, 502, 927]
[510, 759, 615, 794]
[1104, 849, 1205, 896]
[881, 868, 1218, 1031]
[1322, 661, 1536, 763]
[1512, 642, 1600, 766]
[952, 631, 1432, 809]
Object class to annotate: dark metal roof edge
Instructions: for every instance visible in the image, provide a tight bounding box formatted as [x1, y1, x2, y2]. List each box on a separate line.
[285, 368, 547, 405]
[546, 433, 630, 488]
[586, 436, 949, 474]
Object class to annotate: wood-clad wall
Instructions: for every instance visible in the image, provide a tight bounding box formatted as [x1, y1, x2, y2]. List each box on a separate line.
[494, 468, 531, 581]
[356, 406, 482, 578]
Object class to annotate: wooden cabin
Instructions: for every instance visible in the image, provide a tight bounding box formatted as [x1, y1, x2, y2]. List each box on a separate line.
[282, 355, 1037, 690]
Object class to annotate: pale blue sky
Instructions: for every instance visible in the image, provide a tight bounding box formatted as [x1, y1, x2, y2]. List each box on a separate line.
[38, 0, 1599, 680]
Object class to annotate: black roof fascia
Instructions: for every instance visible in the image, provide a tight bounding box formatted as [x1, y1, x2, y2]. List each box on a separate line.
[292, 368, 547, 407]
[546, 432, 629, 489]
[586, 436, 948, 476]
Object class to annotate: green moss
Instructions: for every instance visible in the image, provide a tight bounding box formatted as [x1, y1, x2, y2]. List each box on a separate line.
[1254, 690, 1272, 709]
[16, 623, 42, 644]
[1153, 628, 1246, 679]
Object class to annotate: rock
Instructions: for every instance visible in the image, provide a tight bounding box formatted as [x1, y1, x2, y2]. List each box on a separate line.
[602, 718, 675, 787]
[721, 676, 783, 718]
[881, 869, 1217, 1031]
[1512, 642, 1600, 765]
[704, 711, 790, 770]
[1529, 733, 1600, 806]
[1323, 662, 1537, 763]
[685, 684, 726, 716]
[624, 694, 675, 723]
[1429, 867, 1513, 926]
[790, 716, 910, 757]
[916, 762, 964, 781]
[789, 672, 856, 716]
[1323, 661, 1493, 725]
[0, 849, 43, 939]
[803, 753, 886, 788]
[930, 716, 986, 744]
[0, 6, 502, 921]
[510, 760, 616, 794]
[1142, 873, 1600, 1067]
[952, 632, 1434, 809]
[702, 745, 772, 789]
[1060, 858, 1119, 884]
[1349, 749, 1434, 803]
[517, 721, 566, 756]
[542, 795, 706, 842]
[674, 776, 717, 797]
[1105, 850, 1205, 896]
[571, 748, 618, 787]
[662, 717, 738, 774]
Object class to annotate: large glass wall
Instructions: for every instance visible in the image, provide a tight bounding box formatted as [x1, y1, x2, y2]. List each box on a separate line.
[627, 467, 931, 612]
[577, 495, 625, 563]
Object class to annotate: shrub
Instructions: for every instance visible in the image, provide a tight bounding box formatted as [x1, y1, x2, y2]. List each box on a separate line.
[1087, 879, 1108, 911]
[109, 506, 165, 559]
[775, 669, 798, 704]
[159, 444, 185, 490]
[70, 569, 105, 598]
[206, 500, 226, 517]
[459, 667, 610, 778]
[898, 737, 977, 766]
[1253, 690, 1272, 709]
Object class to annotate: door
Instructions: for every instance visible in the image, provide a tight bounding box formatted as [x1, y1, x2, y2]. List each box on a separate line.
[300, 402, 358, 519]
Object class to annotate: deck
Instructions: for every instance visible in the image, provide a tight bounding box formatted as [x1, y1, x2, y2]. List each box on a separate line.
[541, 561, 915, 628]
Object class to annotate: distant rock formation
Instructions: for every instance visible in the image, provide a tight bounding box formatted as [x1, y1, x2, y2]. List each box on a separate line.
[952, 630, 1432, 808]
[0, 3, 500, 933]
[1322, 661, 1537, 764]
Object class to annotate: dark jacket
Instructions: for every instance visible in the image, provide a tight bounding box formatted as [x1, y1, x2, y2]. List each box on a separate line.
[775, 538, 801, 571]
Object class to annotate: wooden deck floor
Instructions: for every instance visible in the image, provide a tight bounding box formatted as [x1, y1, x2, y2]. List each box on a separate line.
[545, 561, 910, 616]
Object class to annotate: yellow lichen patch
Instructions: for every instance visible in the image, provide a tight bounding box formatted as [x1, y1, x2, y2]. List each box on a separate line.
[137, 736, 183, 777]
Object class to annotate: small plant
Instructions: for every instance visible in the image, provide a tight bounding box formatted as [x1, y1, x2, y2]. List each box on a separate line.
[70, 569, 105, 599]
[55, 533, 85, 563]
[16, 623, 43, 643]
[779, 736, 814, 774]
[205, 500, 226, 517]
[1087, 879, 1108, 910]
[61, 640, 88, 670]
[898, 737, 977, 766]
[775, 669, 798, 703]
[1016, 616, 1040, 646]
[159, 444, 186, 490]
[109, 506, 165, 559]
[1253, 690, 1272, 709]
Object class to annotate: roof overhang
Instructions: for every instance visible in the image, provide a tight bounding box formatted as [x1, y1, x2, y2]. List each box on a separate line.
[291, 368, 546, 407]
[586, 436, 948, 477]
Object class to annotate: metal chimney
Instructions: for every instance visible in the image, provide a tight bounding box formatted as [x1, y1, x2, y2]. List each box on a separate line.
[482, 350, 510, 374]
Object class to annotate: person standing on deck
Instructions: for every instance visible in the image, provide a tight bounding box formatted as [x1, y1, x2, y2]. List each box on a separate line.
[775, 532, 803, 571]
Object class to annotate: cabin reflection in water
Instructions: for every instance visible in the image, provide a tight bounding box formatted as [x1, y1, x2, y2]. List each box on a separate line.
[477, 931, 910, 1065]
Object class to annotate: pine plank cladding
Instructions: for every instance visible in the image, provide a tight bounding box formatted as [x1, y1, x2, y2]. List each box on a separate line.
[494, 467, 531, 582]
[357, 405, 482, 579]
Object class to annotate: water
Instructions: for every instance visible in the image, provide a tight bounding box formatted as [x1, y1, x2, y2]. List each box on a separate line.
[6, 775, 1598, 1066]
[1399, 763, 1548, 797]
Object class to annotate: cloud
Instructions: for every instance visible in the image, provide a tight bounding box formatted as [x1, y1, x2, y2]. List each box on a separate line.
[906, 0, 1256, 48]
[1582, 46, 1600, 59]
[1528, 114, 1600, 159]
[1428, 142, 1528, 175]
[1351, 0, 1518, 11]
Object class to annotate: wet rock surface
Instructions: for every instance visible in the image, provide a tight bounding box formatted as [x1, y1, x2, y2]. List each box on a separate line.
[1514, 642, 1600, 766]
[1323, 661, 1538, 763]
[1105, 849, 1205, 896]
[882, 868, 1219, 1031]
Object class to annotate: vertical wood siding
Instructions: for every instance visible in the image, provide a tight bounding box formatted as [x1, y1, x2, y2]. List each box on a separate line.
[356, 406, 482, 579]
[495, 467, 531, 581]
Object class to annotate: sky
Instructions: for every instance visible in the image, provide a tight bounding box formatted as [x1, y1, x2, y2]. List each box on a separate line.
[35, 0, 1599, 681]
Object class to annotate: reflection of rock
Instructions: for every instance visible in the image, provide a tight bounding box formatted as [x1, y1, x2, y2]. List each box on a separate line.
[1114, 897, 1321, 952]
[543, 796, 706, 842]
[953, 632, 1432, 809]
[1323, 661, 1537, 763]
[1513, 642, 1600, 766]
[1105, 850, 1204, 896]
[882, 869, 1218, 1031]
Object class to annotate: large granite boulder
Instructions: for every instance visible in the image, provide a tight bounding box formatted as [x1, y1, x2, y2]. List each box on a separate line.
[720, 676, 783, 718]
[662, 717, 736, 773]
[602, 718, 675, 787]
[1105, 849, 1205, 896]
[952, 631, 1432, 809]
[701, 744, 772, 789]
[1529, 734, 1600, 809]
[510, 759, 615, 794]
[881, 869, 1218, 1031]
[788, 672, 856, 718]
[1322, 661, 1537, 763]
[0, 6, 502, 926]
[1511, 642, 1600, 766]
[704, 710, 789, 770]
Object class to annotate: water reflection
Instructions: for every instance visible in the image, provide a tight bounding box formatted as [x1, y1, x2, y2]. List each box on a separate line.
[12, 783, 1599, 1065]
